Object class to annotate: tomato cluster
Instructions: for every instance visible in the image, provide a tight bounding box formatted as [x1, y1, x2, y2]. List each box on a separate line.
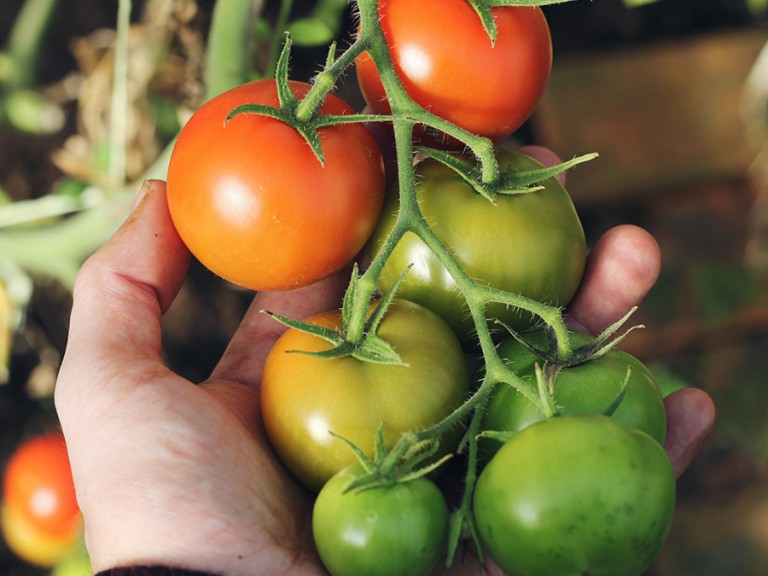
[1, 433, 87, 569]
[166, 1, 676, 575]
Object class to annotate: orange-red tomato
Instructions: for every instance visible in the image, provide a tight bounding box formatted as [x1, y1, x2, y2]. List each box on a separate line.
[355, 0, 552, 147]
[167, 79, 386, 291]
[3, 433, 80, 538]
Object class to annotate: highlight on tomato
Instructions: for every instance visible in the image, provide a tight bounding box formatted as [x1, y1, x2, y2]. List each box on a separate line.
[2, 432, 82, 567]
[355, 0, 552, 147]
[167, 79, 386, 291]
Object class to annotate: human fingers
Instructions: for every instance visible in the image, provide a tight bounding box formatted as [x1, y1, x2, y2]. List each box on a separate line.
[663, 387, 716, 479]
[55, 180, 190, 416]
[566, 224, 661, 335]
[211, 269, 349, 387]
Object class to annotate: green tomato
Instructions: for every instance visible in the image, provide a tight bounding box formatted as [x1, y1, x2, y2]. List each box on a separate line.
[481, 330, 666, 462]
[474, 414, 675, 576]
[369, 150, 586, 344]
[313, 465, 449, 576]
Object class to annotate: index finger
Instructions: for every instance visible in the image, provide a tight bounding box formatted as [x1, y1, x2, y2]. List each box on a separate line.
[55, 180, 190, 412]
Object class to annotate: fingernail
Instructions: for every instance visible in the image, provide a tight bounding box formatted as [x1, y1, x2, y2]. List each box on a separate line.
[132, 180, 153, 211]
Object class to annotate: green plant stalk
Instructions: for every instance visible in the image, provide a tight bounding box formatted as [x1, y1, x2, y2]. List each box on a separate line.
[312, 4, 583, 541]
[4, 0, 59, 91]
[109, 0, 131, 192]
[0, 193, 134, 287]
[205, 0, 264, 100]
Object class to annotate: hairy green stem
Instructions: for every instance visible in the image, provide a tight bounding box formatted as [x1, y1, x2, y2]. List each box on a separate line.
[4, 0, 59, 91]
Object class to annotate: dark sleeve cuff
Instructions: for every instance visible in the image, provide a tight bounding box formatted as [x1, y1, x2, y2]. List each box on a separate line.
[96, 567, 222, 576]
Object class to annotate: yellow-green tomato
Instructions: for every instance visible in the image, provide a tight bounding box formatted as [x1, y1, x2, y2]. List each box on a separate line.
[261, 299, 469, 492]
[369, 150, 586, 344]
[474, 415, 675, 576]
[481, 330, 666, 461]
[313, 464, 449, 576]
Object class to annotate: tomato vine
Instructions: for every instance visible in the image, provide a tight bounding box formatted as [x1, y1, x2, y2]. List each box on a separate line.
[238, 0, 628, 566]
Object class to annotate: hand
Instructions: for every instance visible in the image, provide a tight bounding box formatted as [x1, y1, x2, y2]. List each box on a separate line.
[55, 173, 714, 575]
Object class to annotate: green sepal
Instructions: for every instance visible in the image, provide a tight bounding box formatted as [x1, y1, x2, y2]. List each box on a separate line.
[263, 310, 345, 348]
[328, 424, 453, 496]
[415, 148, 495, 201]
[446, 508, 484, 568]
[476, 429, 517, 444]
[601, 367, 632, 417]
[274, 33, 298, 111]
[417, 148, 598, 202]
[467, 0, 498, 44]
[493, 152, 598, 196]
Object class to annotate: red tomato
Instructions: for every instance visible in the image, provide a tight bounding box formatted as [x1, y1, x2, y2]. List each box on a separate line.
[355, 0, 552, 146]
[3, 433, 80, 538]
[167, 79, 386, 291]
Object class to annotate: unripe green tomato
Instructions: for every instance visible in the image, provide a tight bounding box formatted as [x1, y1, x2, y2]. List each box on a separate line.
[480, 329, 667, 461]
[474, 414, 675, 576]
[313, 464, 449, 576]
[369, 150, 586, 345]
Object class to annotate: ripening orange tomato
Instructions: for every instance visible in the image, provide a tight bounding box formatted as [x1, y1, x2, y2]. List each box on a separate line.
[167, 79, 386, 291]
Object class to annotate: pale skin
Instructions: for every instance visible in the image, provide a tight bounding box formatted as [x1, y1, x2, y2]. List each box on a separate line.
[54, 150, 715, 575]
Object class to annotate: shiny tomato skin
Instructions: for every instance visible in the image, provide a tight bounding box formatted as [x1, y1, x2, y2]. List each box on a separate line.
[370, 150, 586, 344]
[474, 415, 675, 576]
[3, 433, 80, 538]
[313, 464, 448, 576]
[261, 299, 469, 492]
[167, 79, 385, 291]
[481, 330, 667, 461]
[356, 0, 552, 146]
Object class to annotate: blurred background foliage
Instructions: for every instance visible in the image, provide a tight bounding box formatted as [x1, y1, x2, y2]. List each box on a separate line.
[0, 0, 767, 574]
